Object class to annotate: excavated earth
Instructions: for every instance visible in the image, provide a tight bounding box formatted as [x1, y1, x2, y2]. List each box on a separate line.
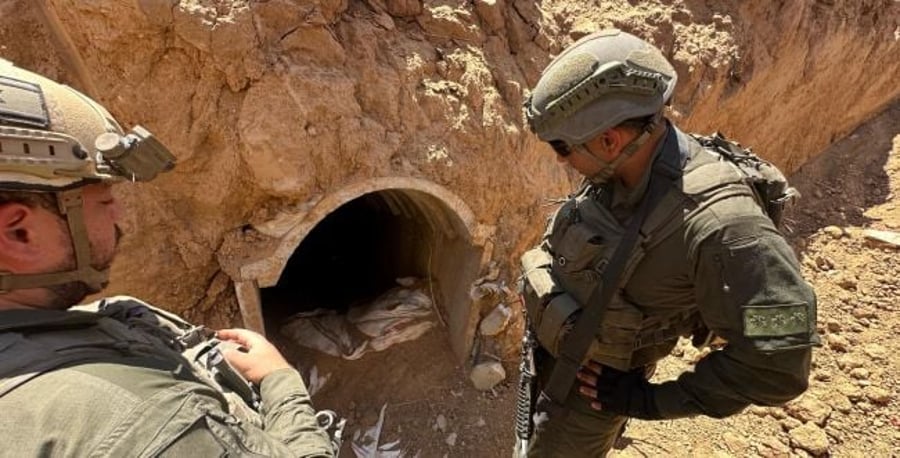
[2, 1, 899, 456]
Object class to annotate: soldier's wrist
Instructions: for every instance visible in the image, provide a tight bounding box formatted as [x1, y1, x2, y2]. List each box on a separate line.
[649, 380, 701, 420]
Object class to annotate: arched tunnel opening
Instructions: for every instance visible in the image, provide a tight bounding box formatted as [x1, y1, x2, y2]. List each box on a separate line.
[259, 187, 483, 361]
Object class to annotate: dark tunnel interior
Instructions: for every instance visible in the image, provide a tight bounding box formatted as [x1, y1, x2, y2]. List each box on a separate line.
[261, 191, 435, 325]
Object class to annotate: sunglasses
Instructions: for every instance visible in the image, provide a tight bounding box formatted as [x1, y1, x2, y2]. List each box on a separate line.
[549, 140, 590, 158]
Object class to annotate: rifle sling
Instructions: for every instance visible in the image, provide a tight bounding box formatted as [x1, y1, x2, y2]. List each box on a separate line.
[544, 171, 672, 404]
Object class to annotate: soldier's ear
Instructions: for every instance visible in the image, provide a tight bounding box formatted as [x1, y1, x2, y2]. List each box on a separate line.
[0, 203, 38, 261]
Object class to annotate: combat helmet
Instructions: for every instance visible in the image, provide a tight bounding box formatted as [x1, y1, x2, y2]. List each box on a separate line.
[0, 58, 175, 293]
[525, 29, 677, 168]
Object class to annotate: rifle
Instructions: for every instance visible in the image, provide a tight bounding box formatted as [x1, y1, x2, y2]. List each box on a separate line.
[514, 316, 539, 457]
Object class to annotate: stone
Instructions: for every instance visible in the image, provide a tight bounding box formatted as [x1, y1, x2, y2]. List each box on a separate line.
[826, 334, 850, 352]
[479, 303, 511, 336]
[837, 354, 865, 370]
[435, 414, 447, 432]
[865, 386, 893, 405]
[835, 273, 858, 290]
[747, 405, 770, 417]
[825, 319, 842, 332]
[836, 382, 864, 402]
[848, 368, 870, 380]
[470, 361, 506, 391]
[863, 229, 900, 248]
[789, 422, 830, 456]
[819, 390, 853, 414]
[780, 416, 803, 431]
[445, 432, 457, 447]
[823, 225, 844, 238]
[813, 371, 832, 382]
[760, 436, 791, 455]
[785, 397, 833, 426]
[722, 431, 749, 453]
[863, 343, 888, 360]
[850, 307, 876, 319]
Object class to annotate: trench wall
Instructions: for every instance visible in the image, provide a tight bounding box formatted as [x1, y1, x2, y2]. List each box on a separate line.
[0, 0, 897, 325]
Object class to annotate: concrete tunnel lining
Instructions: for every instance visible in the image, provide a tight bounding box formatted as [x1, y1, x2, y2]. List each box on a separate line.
[233, 177, 486, 362]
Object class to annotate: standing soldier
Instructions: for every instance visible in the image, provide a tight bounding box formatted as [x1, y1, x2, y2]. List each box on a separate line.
[0, 59, 335, 457]
[518, 29, 819, 456]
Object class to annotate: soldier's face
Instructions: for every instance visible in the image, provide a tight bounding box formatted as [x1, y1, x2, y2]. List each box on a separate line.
[78, 183, 123, 270]
[44, 183, 123, 308]
[557, 138, 617, 177]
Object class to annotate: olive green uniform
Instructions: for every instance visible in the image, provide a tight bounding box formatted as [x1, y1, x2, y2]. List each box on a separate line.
[525, 124, 818, 457]
[0, 302, 334, 458]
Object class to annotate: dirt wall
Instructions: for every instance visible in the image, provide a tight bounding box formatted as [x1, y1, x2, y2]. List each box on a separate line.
[1, 0, 897, 325]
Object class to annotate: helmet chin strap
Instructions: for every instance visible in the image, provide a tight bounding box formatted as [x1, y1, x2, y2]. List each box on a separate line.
[584, 114, 662, 186]
[0, 188, 109, 295]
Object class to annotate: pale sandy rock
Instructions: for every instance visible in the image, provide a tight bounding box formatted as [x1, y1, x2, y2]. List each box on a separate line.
[780, 416, 803, 431]
[864, 386, 893, 405]
[836, 381, 864, 402]
[470, 361, 506, 391]
[836, 354, 865, 370]
[850, 307, 876, 319]
[722, 431, 749, 453]
[825, 333, 850, 352]
[819, 390, 853, 414]
[785, 397, 833, 426]
[823, 225, 844, 238]
[813, 371, 831, 382]
[789, 423, 830, 456]
[862, 343, 888, 360]
[863, 229, 900, 248]
[479, 303, 512, 336]
[760, 436, 791, 455]
[848, 368, 870, 380]
[435, 413, 447, 432]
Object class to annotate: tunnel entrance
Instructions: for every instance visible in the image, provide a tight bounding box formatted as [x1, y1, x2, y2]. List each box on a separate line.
[261, 190, 454, 324]
[235, 178, 486, 363]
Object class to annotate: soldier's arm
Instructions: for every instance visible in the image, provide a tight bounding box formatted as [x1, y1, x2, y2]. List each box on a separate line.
[652, 194, 819, 419]
[151, 372, 333, 457]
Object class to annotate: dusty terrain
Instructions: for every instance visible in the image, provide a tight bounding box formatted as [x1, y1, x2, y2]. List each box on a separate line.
[2, 1, 899, 456]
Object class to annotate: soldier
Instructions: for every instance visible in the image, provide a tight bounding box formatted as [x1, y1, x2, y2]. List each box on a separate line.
[518, 29, 819, 456]
[0, 59, 334, 456]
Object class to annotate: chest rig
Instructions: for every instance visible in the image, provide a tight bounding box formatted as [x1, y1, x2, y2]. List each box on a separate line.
[521, 128, 780, 373]
[0, 296, 261, 425]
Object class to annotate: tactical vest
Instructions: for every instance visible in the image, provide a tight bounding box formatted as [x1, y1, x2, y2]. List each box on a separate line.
[521, 131, 795, 371]
[0, 296, 261, 424]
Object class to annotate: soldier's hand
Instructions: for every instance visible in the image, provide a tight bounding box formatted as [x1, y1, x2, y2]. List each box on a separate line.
[576, 360, 662, 420]
[217, 328, 293, 384]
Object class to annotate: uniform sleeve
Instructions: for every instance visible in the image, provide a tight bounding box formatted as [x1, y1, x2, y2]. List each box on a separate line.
[157, 369, 334, 457]
[258, 368, 334, 453]
[653, 194, 819, 419]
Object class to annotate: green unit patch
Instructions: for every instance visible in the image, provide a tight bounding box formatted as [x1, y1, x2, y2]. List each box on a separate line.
[742, 303, 809, 337]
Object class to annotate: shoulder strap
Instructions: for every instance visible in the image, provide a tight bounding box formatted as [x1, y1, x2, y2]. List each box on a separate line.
[0, 298, 187, 399]
[544, 160, 675, 404]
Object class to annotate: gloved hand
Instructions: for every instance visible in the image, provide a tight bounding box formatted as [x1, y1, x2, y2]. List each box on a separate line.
[576, 360, 662, 420]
